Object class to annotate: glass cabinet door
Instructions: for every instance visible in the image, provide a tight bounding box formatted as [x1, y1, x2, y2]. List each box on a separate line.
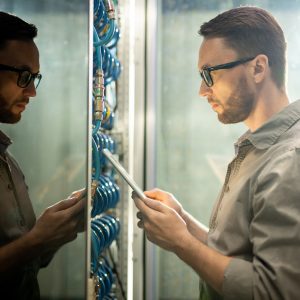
[0, 1, 89, 299]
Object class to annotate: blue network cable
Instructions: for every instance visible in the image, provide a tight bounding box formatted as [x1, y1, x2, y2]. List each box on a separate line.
[91, 1, 125, 298]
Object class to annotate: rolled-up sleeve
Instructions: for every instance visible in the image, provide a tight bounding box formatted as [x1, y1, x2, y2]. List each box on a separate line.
[223, 258, 253, 300]
[222, 148, 300, 300]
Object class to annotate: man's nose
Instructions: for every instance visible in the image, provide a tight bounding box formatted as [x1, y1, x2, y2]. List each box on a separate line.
[199, 80, 211, 97]
[23, 81, 37, 97]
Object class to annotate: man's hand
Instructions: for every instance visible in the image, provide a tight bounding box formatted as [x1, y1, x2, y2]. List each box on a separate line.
[30, 192, 85, 251]
[133, 190, 230, 295]
[139, 188, 192, 224]
[143, 188, 183, 213]
[0, 189, 86, 274]
[134, 188, 209, 244]
[132, 193, 189, 252]
[68, 188, 86, 232]
[68, 188, 86, 201]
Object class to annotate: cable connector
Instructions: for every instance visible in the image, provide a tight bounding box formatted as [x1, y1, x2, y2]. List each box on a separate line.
[91, 179, 99, 198]
[104, 0, 115, 20]
[93, 69, 105, 121]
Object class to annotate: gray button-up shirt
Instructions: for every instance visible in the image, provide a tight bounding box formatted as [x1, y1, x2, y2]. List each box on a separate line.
[0, 131, 36, 241]
[0, 130, 40, 299]
[201, 100, 300, 300]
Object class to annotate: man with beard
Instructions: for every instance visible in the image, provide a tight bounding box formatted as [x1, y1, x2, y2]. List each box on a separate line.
[0, 12, 85, 299]
[133, 6, 300, 300]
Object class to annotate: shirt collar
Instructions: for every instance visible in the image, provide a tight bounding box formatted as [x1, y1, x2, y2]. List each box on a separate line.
[236, 99, 300, 150]
[0, 130, 12, 154]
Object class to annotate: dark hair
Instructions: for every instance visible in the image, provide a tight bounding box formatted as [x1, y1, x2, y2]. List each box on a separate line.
[199, 6, 286, 88]
[0, 11, 37, 49]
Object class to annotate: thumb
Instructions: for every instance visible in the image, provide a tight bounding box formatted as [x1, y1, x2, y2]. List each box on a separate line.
[144, 188, 168, 201]
[142, 197, 168, 213]
[69, 188, 86, 199]
[48, 197, 80, 212]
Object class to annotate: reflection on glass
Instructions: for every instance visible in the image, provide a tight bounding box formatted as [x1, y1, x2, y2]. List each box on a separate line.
[0, 1, 88, 299]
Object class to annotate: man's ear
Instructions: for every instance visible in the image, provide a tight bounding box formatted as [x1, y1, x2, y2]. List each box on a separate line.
[252, 54, 269, 84]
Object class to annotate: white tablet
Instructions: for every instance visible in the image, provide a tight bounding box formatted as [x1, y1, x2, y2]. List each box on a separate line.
[102, 148, 146, 200]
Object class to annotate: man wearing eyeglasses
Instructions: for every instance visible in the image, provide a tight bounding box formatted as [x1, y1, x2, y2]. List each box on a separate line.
[133, 6, 300, 300]
[0, 12, 85, 299]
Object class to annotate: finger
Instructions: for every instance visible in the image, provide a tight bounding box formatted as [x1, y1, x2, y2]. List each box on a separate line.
[69, 188, 86, 199]
[53, 197, 85, 218]
[142, 197, 169, 213]
[133, 195, 148, 211]
[132, 191, 144, 203]
[133, 197, 158, 222]
[48, 197, 80, 212]
[65, 198, 85, 217]
[137, 220, 144, 228]
[144, 188, 169, 201]
[134, 196, 168, 217]
[131, 191, 137, 200]
[136, 211, 143, 220]
[131, 191, 146, 202]
[77, 188, 87, 199]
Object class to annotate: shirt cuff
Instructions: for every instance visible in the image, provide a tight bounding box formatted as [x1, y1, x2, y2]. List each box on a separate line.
[222, 258, 253, 300]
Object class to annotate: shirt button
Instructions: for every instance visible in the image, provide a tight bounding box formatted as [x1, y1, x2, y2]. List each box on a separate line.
[7, 183, 13, 190]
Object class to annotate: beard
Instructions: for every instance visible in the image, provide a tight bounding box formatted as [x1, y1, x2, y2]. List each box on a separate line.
[0, 93, 22, 124]
[216, 77, 254, 124]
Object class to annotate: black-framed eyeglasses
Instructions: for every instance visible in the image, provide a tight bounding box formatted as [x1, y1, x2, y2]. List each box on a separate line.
[0, 63, 42, 89]
[199, 57, 255, 87]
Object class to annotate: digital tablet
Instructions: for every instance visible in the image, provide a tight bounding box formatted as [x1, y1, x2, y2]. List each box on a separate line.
[102, 148, 146, 200]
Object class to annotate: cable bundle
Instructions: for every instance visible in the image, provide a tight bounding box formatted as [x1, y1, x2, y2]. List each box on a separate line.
[91, 1, 124, 299]
[91, 216, 120, 299]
